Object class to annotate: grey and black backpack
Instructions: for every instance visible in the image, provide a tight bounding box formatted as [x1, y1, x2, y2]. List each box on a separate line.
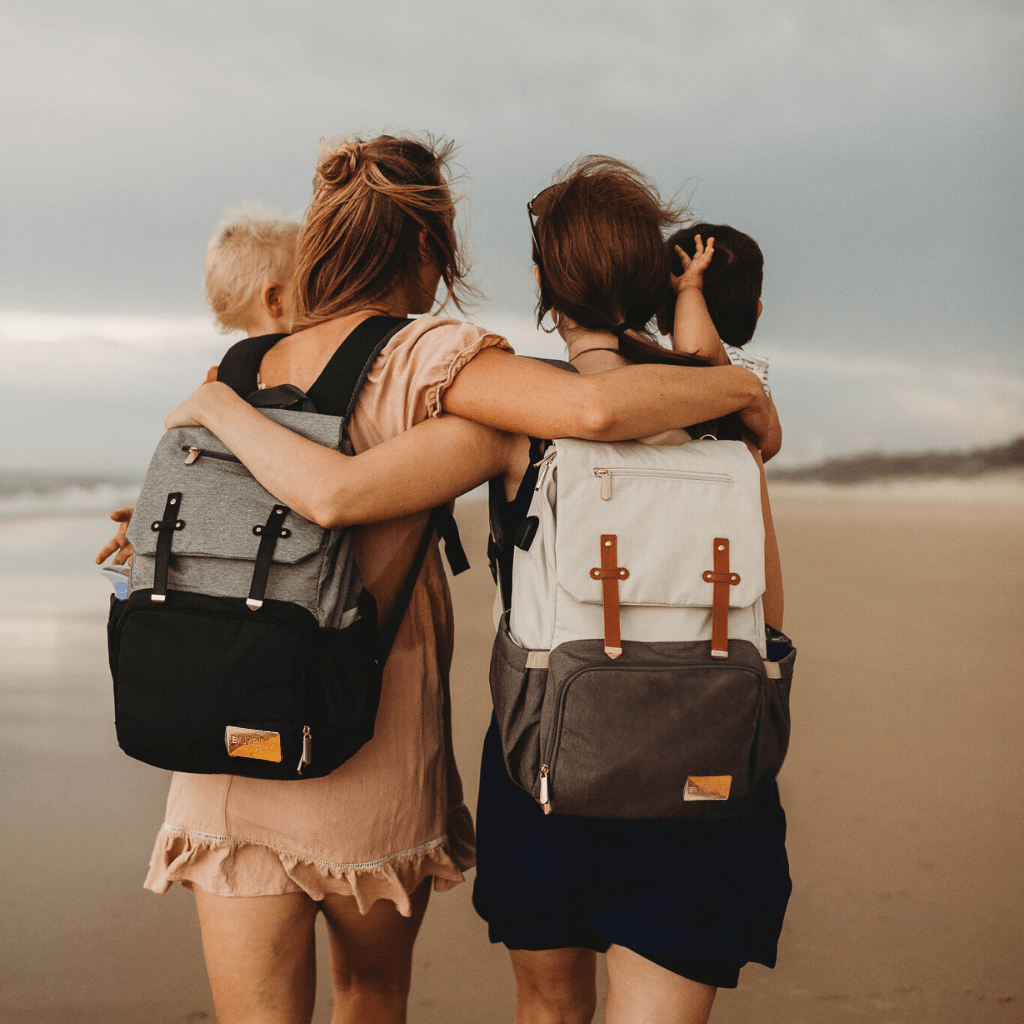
[107, 316, 467, 780]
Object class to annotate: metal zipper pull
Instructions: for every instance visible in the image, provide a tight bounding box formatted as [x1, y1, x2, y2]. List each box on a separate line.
[594, 468, 612, 500]
[539, 763, 552, 814]
[533, 448, 558, 492]
[184, 447, 201, 465]
[297, 725, 312, 774]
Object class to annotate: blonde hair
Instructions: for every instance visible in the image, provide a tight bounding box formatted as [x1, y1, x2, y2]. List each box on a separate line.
[203, 206, 301, 334]
[292, 133, 476, 331]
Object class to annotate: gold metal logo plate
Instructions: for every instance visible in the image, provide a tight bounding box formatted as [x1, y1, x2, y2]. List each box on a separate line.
[225, 727, 282, 763]
[684, 775, 732, 801]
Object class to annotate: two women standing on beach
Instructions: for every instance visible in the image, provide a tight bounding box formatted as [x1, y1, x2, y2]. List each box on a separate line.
[117, 133, 782, 1023]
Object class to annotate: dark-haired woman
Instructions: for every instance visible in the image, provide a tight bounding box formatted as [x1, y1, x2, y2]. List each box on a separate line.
[154, 138, 777, 1024]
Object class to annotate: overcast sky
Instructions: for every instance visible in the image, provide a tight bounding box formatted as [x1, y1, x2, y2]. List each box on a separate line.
[2, 0, 1022, 473]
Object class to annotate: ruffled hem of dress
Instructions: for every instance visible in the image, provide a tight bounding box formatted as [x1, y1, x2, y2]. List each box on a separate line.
[145, 805, 475, 917]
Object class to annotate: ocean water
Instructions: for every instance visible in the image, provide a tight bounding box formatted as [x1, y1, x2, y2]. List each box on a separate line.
[0, 477, 141, 521]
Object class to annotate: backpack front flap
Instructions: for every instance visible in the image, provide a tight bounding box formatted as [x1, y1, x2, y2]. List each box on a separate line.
[128, 409, 351, 620]
[541, 437, 766, 654]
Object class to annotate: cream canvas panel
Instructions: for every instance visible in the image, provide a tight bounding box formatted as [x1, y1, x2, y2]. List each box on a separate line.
[510, 437, 766, 656]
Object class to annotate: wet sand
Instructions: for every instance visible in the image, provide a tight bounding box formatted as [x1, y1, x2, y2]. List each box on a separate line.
[0, 492, 1021, 1023]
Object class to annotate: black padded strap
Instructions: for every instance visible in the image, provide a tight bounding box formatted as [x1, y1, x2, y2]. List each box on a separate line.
[246, 384, 317, 413]
[216, 333, 289, 398]
[247, 505, 291, 610]
[306, 316, 410, 419]
[378, 507, 468, 664]
[488, 435, 547, 609]
[433, 505, 469, 575]
[378, 516, 436, 663]
[151, 492, 184, 602]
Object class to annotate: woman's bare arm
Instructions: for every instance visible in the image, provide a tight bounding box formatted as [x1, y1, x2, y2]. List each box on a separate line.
[441, 348, 772, 447]
[164, 383, 518, 529]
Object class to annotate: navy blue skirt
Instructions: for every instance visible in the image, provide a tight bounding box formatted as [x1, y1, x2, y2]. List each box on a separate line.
[472, 717, 791, 988]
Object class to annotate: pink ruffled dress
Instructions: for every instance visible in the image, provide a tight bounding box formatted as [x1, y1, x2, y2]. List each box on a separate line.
[144, 317, 512, 915]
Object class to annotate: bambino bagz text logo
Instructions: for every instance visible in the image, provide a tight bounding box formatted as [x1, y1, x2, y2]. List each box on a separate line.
[225, 728, 283, 763]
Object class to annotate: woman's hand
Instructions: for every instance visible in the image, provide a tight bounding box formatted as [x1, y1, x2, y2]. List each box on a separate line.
[670, 235, 714, 294]
[736, 377, 775, 452]
[95, 507, 134, 566]
[164, 382, 230, 430]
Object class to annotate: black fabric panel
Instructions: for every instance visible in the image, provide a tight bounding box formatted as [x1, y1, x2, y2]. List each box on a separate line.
[216, 333, 289, 398]
[306, 316, 410, 417]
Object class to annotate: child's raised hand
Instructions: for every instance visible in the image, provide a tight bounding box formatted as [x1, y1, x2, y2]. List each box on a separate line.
[670, 235, 714, 294]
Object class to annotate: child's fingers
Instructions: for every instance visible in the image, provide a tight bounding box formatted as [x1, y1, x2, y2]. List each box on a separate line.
[692, 236, 714, 270]
[95, 535, 124, 564]
[112, 544, 134, 567]
[674, 244, 693, 271]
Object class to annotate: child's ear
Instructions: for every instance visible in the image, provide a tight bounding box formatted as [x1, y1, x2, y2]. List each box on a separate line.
[262, 283, 283, 317]
[756, 300, 763, 320]
[534, 265, 543, 289]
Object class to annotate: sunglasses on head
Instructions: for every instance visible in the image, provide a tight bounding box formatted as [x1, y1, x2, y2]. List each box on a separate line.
[527, 183, 564, 259]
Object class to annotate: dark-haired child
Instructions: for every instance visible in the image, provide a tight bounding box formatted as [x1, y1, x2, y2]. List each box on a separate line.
[659, 224, 780, 459]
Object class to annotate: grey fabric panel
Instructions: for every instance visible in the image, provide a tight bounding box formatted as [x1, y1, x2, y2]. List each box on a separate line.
[126, 410, 362, 625]
[489, 618, 548, 799]
[761, 644, 796, 773]
[129, 457, 324, 564]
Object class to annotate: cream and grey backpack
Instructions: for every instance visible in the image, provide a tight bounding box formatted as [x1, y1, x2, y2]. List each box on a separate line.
[488, 435, 795, 819]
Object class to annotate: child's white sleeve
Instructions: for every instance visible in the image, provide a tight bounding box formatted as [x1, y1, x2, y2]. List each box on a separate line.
[723, 344, 770, 396]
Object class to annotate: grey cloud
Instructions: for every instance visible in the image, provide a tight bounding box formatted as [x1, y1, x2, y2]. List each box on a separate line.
[1, 0, 1021, 461]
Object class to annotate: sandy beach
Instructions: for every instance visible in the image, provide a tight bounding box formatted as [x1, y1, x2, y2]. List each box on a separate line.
[1, 490, 1021, 1023]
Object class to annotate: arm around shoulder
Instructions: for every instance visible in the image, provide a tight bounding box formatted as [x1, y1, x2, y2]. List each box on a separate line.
[441, 347, 772, 446]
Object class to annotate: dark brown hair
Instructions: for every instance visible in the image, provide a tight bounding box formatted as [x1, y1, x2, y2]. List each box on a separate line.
[292, 133, 475, 330]
[532, 156, 705, 368]
[659, 223, 764, 347]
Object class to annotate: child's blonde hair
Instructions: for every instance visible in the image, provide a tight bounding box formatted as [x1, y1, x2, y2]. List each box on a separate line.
[203, 206, 301, 334]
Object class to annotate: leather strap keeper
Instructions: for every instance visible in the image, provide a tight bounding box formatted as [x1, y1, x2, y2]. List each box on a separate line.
[702, 537, 740, 659]
[590, 534, 629, 659]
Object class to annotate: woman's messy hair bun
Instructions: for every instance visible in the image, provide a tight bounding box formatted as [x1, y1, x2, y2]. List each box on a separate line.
[292, 132, 479, 329]
[316, 141, 364, 188]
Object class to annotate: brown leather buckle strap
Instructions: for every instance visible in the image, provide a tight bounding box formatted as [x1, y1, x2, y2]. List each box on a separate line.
[702, 537, 740, 659]
[590, 534, 629, 659]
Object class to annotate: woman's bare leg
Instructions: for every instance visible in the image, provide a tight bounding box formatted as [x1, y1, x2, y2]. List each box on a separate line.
[604, 945, 716, 1024]
[192, 886, 319, 1024]
[319, 878, 431, 1024]
[507, 947, 598, 1024]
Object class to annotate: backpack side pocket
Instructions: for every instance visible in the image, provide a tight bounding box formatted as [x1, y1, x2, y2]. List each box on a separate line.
[489, 617, 548, 800]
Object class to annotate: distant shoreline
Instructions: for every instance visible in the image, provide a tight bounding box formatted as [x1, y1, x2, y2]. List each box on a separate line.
[767, 468, 1023, 504]
[766, 435, 1024, 486]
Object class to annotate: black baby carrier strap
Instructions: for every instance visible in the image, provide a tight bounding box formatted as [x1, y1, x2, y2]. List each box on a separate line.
[219, 316, 469, 640]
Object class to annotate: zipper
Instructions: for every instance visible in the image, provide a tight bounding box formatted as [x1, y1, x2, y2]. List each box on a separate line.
[539, 763, 552, 814]
[297, 725, 312, 774]
[533, 448, 557, 492]
[593, 466, 732, 500]
[182, 446, 241, 466]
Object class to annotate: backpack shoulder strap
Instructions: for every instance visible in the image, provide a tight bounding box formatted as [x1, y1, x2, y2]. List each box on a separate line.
[306, 315, 411, 419]
[487, 356, 575, 606]
[216, 333, 289, 397]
